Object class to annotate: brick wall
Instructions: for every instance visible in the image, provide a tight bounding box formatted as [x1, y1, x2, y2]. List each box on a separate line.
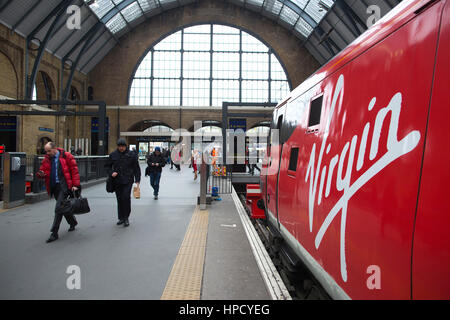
[0, 23, 88, 154]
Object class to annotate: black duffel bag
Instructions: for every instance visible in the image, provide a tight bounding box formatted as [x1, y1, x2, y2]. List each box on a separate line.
[56, 193, 90, 216]
[69, 194, 90, 215]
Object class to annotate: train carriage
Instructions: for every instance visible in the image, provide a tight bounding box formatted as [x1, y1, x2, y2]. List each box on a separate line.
[260, 0, 450, 299]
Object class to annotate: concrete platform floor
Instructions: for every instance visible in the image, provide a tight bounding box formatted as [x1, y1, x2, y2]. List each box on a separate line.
[0, 163, 270, 300]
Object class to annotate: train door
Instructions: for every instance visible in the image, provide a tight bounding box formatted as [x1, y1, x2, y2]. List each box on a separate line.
[265, 104, 286, 228]
[412, 0, 450, 300]
[277, 91, 313, 236]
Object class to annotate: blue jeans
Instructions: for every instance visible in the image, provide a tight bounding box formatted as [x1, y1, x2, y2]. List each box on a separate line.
[149, 172, 161, 196]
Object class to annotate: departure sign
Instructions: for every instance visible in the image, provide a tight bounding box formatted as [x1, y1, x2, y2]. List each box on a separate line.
[229, 118, 246, 131]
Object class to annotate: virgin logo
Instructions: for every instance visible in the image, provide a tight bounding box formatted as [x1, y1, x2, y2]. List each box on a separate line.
[305, 74, 421, 282]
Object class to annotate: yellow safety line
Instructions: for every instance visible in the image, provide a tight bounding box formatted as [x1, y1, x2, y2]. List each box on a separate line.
[0, 208, 9, 214]
[161, 205, 209, 300]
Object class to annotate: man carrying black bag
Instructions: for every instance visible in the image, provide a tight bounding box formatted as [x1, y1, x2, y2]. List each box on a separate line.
[36, 142, 81, 243]
[105, 138, 141, 227]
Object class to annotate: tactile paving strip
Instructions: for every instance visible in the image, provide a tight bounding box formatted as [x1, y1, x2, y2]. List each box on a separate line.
[161, 206, 209, 300]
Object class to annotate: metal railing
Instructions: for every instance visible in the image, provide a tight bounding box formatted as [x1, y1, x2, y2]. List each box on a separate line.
[26, 155, 45, 193]
[25, 154, 109, 194]
[76, 156, 109, 182]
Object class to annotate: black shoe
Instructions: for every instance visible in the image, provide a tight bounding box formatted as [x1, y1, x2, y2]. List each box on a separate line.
[117, 220, 124, 225]
[46, 233, 58, 243]
[68, 221, 78, 231]
[154, 195, 158, 200]
[124, 219, 130, 227]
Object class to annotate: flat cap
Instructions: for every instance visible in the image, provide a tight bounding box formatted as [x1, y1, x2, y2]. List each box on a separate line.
[117, 138, 127, 146]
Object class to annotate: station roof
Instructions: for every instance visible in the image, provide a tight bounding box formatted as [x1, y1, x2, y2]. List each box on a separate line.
[0, 0, 402, 74]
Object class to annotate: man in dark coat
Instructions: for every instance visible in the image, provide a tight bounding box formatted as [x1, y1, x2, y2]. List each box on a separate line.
[145, 146, 165, 199]
[105, 138, 141, 227]
[37, 142, 80, 243]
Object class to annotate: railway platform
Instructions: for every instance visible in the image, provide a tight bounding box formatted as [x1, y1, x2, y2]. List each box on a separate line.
[0, 164, 288, 300]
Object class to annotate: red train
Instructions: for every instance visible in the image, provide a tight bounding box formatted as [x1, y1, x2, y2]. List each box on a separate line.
[259, 0, 450, 299]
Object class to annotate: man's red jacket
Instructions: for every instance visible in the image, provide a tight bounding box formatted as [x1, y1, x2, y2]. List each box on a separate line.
[38, 148, 81, 195]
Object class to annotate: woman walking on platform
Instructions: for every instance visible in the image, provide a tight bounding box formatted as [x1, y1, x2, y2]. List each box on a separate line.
[191, 149, 200, 180]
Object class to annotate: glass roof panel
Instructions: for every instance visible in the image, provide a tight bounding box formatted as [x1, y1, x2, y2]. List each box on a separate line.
[85, 0, 115, 19]
[290, 0, 309, 9]
[318, 0, 335, 9]
[279, 5, 299, 27]
[138, 0, 159, 12]
[304, 0, 328, 23]
[121, 1, 143, 22]
[106, 12, 127, 33]
[84, 0, 336, 39]
[263, 0, 283, 16]
[295, 16, 314, 37]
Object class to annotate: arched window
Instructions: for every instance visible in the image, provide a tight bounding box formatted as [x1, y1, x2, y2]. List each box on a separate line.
[143, 125, 174, 134]
[129, 24, 291, 107]
[247, 125, 271, 162]
[195, 126, 223, 136]
[246, 126, 270, 137]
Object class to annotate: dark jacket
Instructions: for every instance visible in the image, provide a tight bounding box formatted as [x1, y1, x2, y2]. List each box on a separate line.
[146, 152, 166, 174]
[38, 148, 80, 195]
[105, 148, 141, 185]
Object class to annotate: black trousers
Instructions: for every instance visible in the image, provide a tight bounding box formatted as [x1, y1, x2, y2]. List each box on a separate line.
[170, 159, 180, 170]
[51, 184, 77, 234]
[115, 182, 133, 220]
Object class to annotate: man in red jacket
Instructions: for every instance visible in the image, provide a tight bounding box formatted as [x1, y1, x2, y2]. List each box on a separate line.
[37, 142, 81, 243]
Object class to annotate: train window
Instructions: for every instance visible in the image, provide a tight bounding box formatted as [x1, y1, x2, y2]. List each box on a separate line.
[308, 95, 323, 127]
[288, 147, 299, 172]
[277, 115, 283, 131]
